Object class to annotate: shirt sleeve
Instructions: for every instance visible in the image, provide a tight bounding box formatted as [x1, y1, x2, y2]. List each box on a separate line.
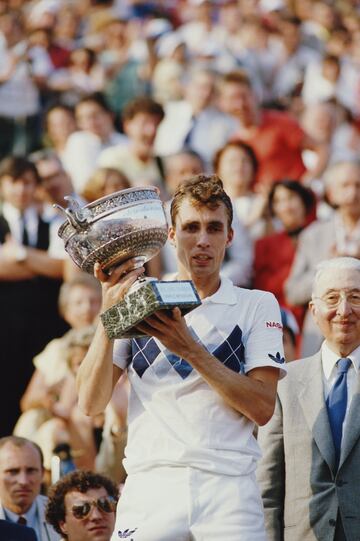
[113, 338, 132, 370]
[244, 291, 287, 378]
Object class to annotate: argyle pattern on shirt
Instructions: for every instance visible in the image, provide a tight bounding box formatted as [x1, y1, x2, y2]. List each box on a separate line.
[131, 325, 245, 379]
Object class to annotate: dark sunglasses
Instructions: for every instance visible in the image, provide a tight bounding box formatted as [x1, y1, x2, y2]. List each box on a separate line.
[71, 496, 117, 520]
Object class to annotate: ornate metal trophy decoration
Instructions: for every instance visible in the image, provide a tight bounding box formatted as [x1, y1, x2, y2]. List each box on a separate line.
[56, 187, 201, 338]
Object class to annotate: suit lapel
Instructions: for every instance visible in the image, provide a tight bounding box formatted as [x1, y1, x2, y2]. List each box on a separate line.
[298, 352, 336, 473]
[339, 371, 360, 469]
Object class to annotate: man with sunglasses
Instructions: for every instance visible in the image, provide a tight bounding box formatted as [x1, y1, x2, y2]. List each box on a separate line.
[46, 470, 118, 541]
[258, 257, 360, 541]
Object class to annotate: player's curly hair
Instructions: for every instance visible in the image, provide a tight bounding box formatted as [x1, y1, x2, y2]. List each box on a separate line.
[45, 470, 119, 537]
[170, 174, 233, 229]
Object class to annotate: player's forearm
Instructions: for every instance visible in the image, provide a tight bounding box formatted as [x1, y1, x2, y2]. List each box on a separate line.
[185, 343, 277, 425]
[77, 323, 118, 416]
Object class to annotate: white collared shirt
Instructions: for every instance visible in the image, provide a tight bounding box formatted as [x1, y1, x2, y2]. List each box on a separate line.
[321, 341, 360, 426]
[4, 500, 40, 539]
[114, 277, 285, 476]
[2, 202, 39, 247]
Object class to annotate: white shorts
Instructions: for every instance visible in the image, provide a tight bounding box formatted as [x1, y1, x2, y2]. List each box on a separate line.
[111, 466, 267, 541]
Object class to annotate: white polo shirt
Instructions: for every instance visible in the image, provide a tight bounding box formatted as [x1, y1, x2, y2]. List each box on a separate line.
[113, 277, 286, 476]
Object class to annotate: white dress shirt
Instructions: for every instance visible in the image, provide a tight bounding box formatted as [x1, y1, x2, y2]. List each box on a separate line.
[2, 202, 39, 246]
[321, 341, 360, 428]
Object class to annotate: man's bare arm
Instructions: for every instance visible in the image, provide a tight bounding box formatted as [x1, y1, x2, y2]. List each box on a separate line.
[76, 259, 145, 416]
[136, 309, 280, 426]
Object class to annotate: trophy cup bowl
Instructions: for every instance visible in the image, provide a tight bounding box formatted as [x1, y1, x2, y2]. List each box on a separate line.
[56, 187, 201, 338]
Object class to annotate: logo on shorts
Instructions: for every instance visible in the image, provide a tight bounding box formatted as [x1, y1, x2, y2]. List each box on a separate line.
[118, 528, 137, 539]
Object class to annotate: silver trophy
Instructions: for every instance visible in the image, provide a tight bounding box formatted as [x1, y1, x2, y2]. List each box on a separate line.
[56, 187, 201, 338]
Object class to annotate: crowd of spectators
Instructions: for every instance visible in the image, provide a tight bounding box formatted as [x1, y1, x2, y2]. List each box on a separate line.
[1, 0, 360, 537]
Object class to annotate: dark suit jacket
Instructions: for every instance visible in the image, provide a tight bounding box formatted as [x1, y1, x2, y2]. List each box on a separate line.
[0, 519, 37, 541]
[257, 351, 360, 541]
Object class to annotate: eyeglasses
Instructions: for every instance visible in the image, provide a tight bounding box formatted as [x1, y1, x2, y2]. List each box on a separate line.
[313, 291, 360, 308]
[71, 496, 117, 520]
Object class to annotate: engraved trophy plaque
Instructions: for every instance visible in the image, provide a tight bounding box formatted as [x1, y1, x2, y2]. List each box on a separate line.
[56, 187, 201, 338]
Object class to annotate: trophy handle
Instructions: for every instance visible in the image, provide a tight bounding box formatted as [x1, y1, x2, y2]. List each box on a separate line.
[54, 196, 89, 231]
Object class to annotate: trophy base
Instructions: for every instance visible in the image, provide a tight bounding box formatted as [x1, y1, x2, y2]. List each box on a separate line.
[100, 278, 201, 339]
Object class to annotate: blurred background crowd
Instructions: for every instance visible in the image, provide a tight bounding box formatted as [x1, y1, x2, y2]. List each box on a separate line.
[1, 0, 360, 495]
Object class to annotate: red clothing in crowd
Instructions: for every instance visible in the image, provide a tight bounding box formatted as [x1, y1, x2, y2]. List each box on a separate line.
[253, 230, 305, 328]
[233, 110, 306, 186]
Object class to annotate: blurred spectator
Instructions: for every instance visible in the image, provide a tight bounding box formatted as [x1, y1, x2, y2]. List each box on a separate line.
[219, 70, 328, 186]
[0, 11, 52, 158]
[14, 275, 101, 461]
[214, 140, 271, 239]
[46, 470, 118, 541]
[302, 54, 341, 106]
[0, 436, 60, 540]
[82, 167, 130, 202]
[254, 179, 316, 328]
[98, 96, 165, 192]
[44, 104, 76, 159]
[286, 161, 360, 355]
[0, 156, 68, 436]
[152, 32, 186, 104]
[280, 307, 299, 362]
[49, 47, 105, 106]
[62, 92, 127, 192]
[155, 68, 237, 168]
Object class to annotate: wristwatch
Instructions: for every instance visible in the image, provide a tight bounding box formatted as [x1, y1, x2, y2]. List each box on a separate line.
[15, 245, 27, 263]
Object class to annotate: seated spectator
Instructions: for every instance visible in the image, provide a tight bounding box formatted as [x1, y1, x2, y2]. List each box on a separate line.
[81, 168, 131, 203]
[46, 470, 118, 541]
[219, 69, 328, 186]
[285, 160, 360, 355]
[98, 96, 166, 194]
[14, 276, 101, 452]
[254, 179, 316, 328]
[214, 140, 272, 239]
[62, 93, 128, 193]
[154, 68, 237, 168]
[0, 436, 60, 540]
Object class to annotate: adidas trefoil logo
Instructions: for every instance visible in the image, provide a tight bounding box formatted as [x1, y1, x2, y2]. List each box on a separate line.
[118, 528, 137, 538]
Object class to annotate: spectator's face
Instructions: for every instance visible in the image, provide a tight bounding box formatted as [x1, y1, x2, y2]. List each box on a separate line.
[272, 186, 306, 231]
[186, 72, 215, 112]
[37, 159, 73, 204]
[64, 285, 101, 329]
[0, 442, 43, 514]
[0, 171, 37, 211]
[216, 145, 254, 196]
[328, 164, 360, 218]
[124, 113, 162, 151]
[165, 154, 203, 195]
[310, 268, 360, 356]
[60, 487, 116, 541]
[46, 108, 76, 149]
[169, 197, 233, 282]
[219, 82, 257, 125]
[76, 102, 113, 141]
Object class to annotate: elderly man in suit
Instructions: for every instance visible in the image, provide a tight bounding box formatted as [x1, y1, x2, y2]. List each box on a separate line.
[257, 257, 360, 541]
[0, 436, 60, 541]
[285, 161, 360, 356]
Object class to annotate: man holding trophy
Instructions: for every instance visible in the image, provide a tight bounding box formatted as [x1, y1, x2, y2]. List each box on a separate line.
[76, 174, 286, 541]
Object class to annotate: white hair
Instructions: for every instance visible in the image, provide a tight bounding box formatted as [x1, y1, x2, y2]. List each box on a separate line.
[323, 160, 360, 190]
[312, 257, 360, 296]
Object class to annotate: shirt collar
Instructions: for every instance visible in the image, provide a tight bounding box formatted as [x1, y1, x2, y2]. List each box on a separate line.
[4, 499, 37, 523]
[202, 276, 238, 306]
[321, 340, 360, 380]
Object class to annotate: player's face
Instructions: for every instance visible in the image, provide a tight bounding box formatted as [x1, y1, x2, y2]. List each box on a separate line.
[169, 197, 233, 283]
